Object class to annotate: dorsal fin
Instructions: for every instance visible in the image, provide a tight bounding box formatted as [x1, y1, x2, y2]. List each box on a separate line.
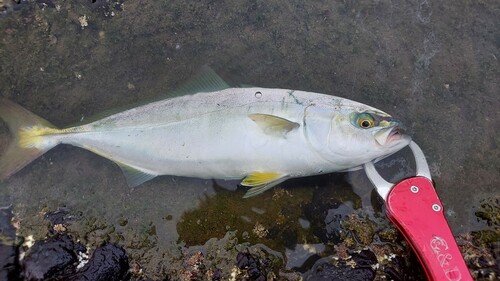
[70, 66, 230, 126]
[168, 65, 230, 97]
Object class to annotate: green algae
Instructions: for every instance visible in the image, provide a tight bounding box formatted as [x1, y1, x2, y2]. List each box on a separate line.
[342, 212, 377, 245]
[471, 197, 500, 247]
[177, 186, 317, 252]
[475, 197, 499, 228]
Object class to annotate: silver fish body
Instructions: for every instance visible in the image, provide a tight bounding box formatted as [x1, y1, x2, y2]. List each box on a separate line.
[0, 71, 410, 197]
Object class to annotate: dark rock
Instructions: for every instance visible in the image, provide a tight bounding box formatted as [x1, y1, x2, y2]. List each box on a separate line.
[305, 199, 355, 244]
[68, 243, 129, 281]
[0, 245, 18, 281]
[210, 268, 222, 281]
[180, 251, 205, 280]
[0, 206, 16, 241]
[307, 262, 375, 281]
[87, 0, 126, 18]
[302, 174, 358, 244]
[44, 208, 71, 226]
[0, 206, 19, 281]
[22, 234, 85, 281]
[353, 249, 377, 267]
[280, 228, 298, 249]
[236, 252, 266, 280]
[4, 209, 129, 281]
[383, 254, 424, 281]
[35, 0, 55, 9]
[305, 250, 377, 281]
[236, 252, 257, 270]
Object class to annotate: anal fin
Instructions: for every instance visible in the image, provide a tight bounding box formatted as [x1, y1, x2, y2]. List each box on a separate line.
[337, 165, 363, 172]
[240, 172, 288, 198]
[116, 162, 157, 187]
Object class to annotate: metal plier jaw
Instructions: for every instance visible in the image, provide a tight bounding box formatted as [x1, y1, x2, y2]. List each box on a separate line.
[364, 141, 472, 281]
[364, 141, 431, 201]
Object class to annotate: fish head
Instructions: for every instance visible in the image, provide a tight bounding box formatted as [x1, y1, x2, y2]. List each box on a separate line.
[305, 101, 411, 168]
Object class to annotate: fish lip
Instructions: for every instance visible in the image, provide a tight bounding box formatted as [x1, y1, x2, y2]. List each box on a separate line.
[388, 126, 404, 141]
[374, 125, 408, 146]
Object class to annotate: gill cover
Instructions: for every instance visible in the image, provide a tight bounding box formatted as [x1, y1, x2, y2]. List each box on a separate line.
[302, 104, 335, 159]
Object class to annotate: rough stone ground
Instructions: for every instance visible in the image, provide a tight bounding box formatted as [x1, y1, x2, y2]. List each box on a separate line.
[0, 0, 498, 280]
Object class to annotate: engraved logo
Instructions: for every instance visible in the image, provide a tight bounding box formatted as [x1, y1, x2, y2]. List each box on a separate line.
[430, 236, 462, 281]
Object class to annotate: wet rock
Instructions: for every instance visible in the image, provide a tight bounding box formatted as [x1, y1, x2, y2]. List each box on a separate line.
[0, 0, 20, 18]
[342, 213, 376, 245]
[475, 197, 499, 228]
[302, 175, 359, 244]
[68, 243, 129, 281]
[369, 243, 426, 280]
[236, 252, 267, 281]
[0, 244, 17, 281]
[383, 255, 418, 281]
[35, 0, 55, 9]
[21, 234, 129, 281]
[165, 231, 284, 280]
[44, 208, 71, 226]
[86, 0, 126, 19]
[209, 268, 222, 281]
[305, 199, 355, 244]
[44, 208, 73, 235]
[22, 234, 85, 281]
[459, 233, 499, 279]
[180, 251, 205, 281]
[0, 206, 19, 281]
[305, 250, 377, 281]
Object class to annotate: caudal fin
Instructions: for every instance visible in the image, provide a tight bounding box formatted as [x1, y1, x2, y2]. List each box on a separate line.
[0, 98, 60, 180]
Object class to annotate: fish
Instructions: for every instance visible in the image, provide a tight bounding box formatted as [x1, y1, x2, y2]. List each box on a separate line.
[0, 68, 411, 197]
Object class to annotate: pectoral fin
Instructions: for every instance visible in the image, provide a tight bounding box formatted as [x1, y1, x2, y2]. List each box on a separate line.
[249, 114, 299, 137]
[240, 172, 288, 198]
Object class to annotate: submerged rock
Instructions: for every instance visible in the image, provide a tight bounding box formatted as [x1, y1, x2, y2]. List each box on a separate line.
[68, 243, 129, 281]
[0, 243, 17, 281]
[21, 234, 128, 281]
[302, 174, 359, 244]
[304, 250, 377, 281]
[160, 231, 286, 280]
[22, 234, 85, 281]
[236, 252, 267, 281]
[0, 206, 18, 281]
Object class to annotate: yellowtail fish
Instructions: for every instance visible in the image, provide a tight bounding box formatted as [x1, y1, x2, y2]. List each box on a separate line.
[0, 69, 410, 197]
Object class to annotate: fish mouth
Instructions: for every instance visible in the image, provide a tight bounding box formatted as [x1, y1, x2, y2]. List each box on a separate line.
[388, 126, 405, 142]
[374, 126, 408, 146]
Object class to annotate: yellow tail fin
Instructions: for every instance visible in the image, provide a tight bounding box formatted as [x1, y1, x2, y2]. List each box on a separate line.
[0, 98, 60, 180]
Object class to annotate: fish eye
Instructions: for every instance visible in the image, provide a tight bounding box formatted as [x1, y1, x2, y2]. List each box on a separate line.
[357, 114, 375, 129]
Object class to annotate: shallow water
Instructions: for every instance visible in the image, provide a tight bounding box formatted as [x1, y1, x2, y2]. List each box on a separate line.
[0, 0, 498, 279]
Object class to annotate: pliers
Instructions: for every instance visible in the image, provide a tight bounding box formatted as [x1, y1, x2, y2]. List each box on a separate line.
[364, 141, 473, 281]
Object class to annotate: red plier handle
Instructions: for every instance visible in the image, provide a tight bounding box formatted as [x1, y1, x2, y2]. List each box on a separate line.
[364, 141, 473, 281]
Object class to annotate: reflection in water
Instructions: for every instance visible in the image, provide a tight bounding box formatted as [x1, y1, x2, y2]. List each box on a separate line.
[285, 243, 325, 270]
